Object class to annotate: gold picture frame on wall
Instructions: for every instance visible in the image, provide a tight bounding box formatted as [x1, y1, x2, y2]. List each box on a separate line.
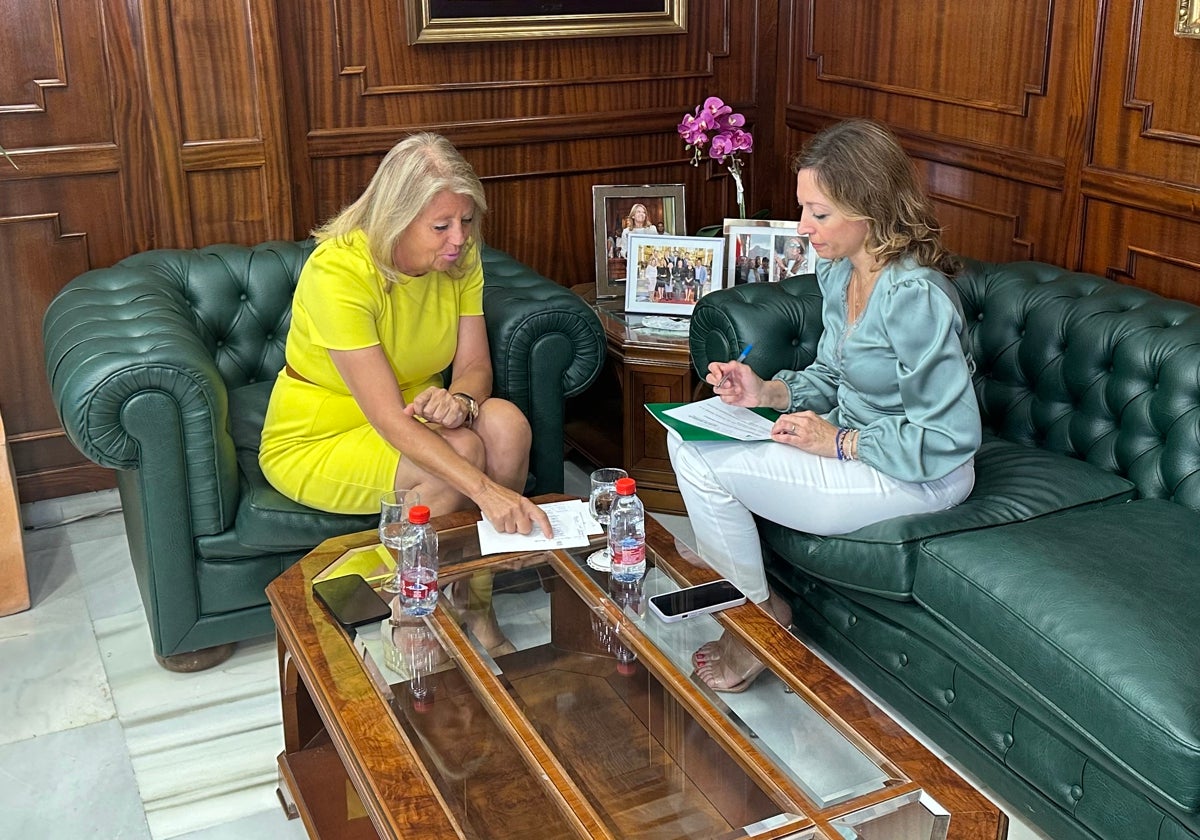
[1179, 0, 1200, 37]
[405, 0, 687, 45]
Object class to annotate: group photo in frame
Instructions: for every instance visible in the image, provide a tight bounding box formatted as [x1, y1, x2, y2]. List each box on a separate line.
[623, 234, 726, 316]
[723, 219, 814, 285]
[593, 184, 686, 299]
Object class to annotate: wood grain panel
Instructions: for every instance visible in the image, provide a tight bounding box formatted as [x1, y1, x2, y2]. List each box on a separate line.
[0, 212, 91, 499]
[0, 0, 117, 150]
[808, 0, 1052, 115]
[169, 0, 262, 142]
[1092, 0, 1200, 182]
[140, 0, 293, 247]
[185, 166, 277, 246]
[784, 0, 1096, 181]
[1080, 200, 1200, 303]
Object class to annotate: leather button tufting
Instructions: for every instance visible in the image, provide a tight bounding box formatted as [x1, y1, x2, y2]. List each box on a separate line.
[944, 689, 956, 703]
[265, 333, 274, 341]
[1070, 784, 1083, 801]
[239, 294, 247, 301]
[1002, 733, 1014, 748]
[898, 653, 909, 667]
[846, 614, 857, 626]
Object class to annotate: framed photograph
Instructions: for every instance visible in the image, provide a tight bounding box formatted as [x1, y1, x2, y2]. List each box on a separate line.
[593, 184, 686, 299]
[406, 0, 687, 45]
[724, 220, 814, 285]
[623, 234, 725, 316]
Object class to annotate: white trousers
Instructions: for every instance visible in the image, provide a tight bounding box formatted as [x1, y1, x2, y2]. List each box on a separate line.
[667, 435, 975, 603]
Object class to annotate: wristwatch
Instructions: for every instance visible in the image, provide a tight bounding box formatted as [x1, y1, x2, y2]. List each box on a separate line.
[452, 392, 479, 428]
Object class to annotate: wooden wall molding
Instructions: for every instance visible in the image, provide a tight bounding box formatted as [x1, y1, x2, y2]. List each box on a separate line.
[1107, 246, 1200, 287]
[1121, 3, 1200, 145]
[327, 0, 732, 98]
[0, 0, 68, 113]
[805, 0, 1052, 116]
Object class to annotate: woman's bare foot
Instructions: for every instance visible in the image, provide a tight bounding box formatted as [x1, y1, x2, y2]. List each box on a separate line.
[695, 636, 766, 693]
[690, 589, 792, 689]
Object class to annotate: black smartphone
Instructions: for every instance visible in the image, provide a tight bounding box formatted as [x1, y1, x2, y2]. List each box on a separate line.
[313, 574, 391, 630]
[648, 579, 747, 623]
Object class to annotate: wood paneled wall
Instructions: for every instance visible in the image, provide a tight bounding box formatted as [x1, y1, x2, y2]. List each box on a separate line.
[779, 0, 1200, 293]
[3, 0, 1198, 501]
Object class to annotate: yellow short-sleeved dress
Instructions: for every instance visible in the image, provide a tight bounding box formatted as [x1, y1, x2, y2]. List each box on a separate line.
[259, 230, 484, 514]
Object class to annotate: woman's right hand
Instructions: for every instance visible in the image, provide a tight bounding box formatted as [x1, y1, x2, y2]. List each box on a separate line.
[476, 483, 553, 538]
[708, 361, 766, 407]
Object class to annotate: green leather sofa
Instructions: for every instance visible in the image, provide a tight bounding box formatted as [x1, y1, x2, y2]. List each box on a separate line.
[43, 240, 604, 667]
[689, 260, 1200, 840]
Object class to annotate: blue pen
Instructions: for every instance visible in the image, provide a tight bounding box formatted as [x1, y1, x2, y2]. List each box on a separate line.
[715, 344, 753, 390]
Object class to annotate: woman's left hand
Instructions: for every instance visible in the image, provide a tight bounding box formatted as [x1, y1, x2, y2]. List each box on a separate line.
[410, 387, 470, 429]
[771, 411, 839, 457]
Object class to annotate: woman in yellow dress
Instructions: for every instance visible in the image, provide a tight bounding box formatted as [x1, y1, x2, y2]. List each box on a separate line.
[260, 133, 550, 650]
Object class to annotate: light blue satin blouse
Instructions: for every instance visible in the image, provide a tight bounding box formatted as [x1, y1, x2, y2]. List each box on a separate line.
[773, 257, 982, 483]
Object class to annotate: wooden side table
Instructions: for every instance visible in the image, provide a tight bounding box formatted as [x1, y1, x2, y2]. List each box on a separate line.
[0, 408, 30, 616]
[565, 286, 707, 514]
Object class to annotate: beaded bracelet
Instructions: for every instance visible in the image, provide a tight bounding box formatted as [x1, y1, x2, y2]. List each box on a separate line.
[835, 427, 848, 461]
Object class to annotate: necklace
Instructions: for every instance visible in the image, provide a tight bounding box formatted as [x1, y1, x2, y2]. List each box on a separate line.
[848, 264, 878, 322]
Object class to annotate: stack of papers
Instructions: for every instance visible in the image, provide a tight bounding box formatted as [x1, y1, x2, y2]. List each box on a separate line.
[477, 499, 603, 556]
[646, 397, 778, 442]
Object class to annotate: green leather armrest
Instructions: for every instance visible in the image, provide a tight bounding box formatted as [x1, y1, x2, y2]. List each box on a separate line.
[43, 262, 242, 536]
[689, 274, 824, 380]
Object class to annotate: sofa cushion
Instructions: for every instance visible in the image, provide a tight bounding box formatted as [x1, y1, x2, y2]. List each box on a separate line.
[913, 500, 1200, 813]
[759, 433, 1135, 600]
[195, 381, 375, 559]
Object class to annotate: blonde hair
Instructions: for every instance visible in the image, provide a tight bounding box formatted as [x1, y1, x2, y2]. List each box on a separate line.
[791, 119, 959, 276]
[314, 133, 487, 282]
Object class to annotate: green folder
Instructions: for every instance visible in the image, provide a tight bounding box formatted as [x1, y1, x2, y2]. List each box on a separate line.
[645, 402, 780, 442]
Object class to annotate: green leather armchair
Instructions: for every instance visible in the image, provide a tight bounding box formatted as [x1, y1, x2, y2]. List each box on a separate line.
[43, 240, 604, 667]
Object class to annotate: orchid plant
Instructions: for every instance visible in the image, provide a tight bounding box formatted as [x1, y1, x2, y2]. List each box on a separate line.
[678, 96, 753, 220]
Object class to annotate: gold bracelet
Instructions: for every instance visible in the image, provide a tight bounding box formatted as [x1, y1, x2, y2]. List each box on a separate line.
[452, 392, 479, 428]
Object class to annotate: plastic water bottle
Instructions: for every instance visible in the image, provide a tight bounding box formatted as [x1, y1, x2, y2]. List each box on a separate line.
[608, 477, 646, 582]
[399, 505, 439, 616]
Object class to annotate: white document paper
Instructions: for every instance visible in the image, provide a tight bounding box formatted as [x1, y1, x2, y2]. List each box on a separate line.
[477, 499, 602, 555]
[664, 397, 776, 441]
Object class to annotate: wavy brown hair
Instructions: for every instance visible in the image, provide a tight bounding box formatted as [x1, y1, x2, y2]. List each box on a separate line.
[791, 119, 960, 277]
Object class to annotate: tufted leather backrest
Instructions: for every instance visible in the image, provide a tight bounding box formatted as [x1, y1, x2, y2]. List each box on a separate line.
[957, 259, 1200, 509]
[115, 240, 314, 393]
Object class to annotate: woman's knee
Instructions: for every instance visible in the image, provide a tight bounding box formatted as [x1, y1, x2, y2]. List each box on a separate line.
[442, 427, 487, 470]
[668, 438, 714, 490]
[477, 398, 531, 449]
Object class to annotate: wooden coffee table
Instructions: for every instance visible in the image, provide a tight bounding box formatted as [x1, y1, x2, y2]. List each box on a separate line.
[267, 496, 1007, 839]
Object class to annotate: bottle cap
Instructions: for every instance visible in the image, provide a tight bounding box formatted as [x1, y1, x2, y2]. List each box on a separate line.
[408, 505, 431, 524]
[615, 477, 636, 496]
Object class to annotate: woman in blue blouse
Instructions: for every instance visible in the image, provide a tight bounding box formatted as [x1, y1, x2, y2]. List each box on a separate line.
[671, 119, 982, 693]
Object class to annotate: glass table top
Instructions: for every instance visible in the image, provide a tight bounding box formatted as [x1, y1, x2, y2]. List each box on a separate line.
[320, 517, 951, 840]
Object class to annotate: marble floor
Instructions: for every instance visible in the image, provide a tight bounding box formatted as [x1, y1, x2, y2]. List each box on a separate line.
[0, 459, 1050, 839]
